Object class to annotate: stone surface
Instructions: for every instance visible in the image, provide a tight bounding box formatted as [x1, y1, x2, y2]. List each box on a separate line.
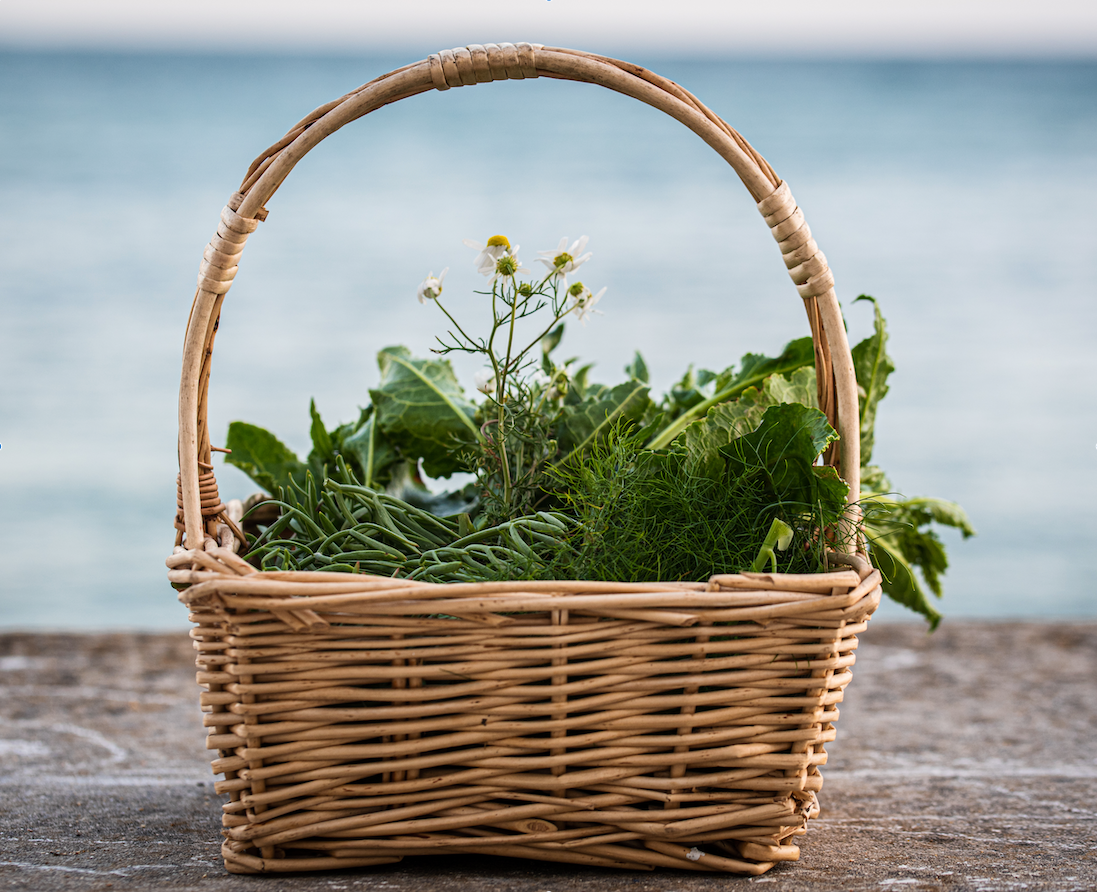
[1, 622, 1095, 891]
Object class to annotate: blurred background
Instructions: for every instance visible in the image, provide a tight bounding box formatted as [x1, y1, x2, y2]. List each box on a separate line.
[1, 1, 1095, 628]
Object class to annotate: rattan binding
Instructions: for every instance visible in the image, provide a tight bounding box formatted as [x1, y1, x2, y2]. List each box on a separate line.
[171, 44, 880, 876]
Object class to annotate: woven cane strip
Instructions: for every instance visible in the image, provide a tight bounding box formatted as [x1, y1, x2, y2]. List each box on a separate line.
[756, 182, 835, 300]
[196, 204, 259, 295]
[175, 565, 878, 874]
[174, 470, 224, 529]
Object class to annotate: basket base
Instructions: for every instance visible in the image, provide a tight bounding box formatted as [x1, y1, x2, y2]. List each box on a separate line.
[221, 841, 782, 875]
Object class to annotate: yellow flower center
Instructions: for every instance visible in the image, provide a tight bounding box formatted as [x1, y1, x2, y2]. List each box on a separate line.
[496, 255, 518, 277]
[486, 234, 511, 249]
[568, 282, 585, 297]
[553, 252, 573, 269]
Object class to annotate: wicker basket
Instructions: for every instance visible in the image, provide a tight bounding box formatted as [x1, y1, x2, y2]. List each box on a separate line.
[169, 44, 882, 877]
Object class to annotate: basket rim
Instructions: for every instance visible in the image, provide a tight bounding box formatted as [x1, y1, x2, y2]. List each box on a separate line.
[175, 43, 861, 552]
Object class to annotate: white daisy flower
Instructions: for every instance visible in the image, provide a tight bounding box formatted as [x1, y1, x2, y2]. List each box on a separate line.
[463, 235, 512, 276]
[537, 236, 591, 288]
[473, 369, 496, 394]
[567, 282, 606, 326]
[416, 267, 448, 304]
[487, 250, 530, 286]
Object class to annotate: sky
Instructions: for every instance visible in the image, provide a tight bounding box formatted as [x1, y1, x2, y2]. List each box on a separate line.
[2, 0, 1096, 56]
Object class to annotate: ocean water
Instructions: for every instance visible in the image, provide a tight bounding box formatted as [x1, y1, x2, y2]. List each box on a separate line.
[1, 50, 1095, 629]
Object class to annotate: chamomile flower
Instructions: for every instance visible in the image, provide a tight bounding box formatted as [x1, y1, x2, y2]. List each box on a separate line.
[463, 234, 529, 285]
[538, 236, 591, 289]
[567, 282, 606, 326]
[488, 252, 530, 286]
[463, 235, 513, 276]
[473, 369, 496, 395]
[416, 268, 448, 304]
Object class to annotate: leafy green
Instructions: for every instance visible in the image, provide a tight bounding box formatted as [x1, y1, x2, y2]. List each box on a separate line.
[225, 422, 308, 493]
[370, 346, 482, 478]
[556, 380, 652, 461]
[866, 535, 943, 629]
[851, 296, 894, 465]
[307, 399, 334, 468]
[549, 405, 845, 583]
[843, 296, 975, 627]
[720, 403, 846, 510]
[222, 294, 972, 629]
[338, 412, 400, 489]
[647, 336, 816, 449]
[678, 367, 818, 479]
[717, 336, 817, 395]
[624, 351, 650, 384]
[540, 323, 565, 363]
[659, 365, 718, 420]
[861, 493, 975, 629]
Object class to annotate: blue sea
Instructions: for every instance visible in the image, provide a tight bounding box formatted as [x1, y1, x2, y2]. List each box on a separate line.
[1, 50, 1095, 629]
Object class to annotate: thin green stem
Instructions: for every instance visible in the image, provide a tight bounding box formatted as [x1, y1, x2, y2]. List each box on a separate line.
[484, 281, 513, 513]
[508, 306, 571, 377]
[432, 298, 479, 351]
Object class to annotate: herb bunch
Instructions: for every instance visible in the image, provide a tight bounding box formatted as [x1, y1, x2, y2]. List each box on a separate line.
[223, 234, 973, 626]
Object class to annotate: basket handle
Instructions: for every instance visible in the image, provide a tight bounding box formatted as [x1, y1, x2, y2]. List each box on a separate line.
[177, 44, 860, 548]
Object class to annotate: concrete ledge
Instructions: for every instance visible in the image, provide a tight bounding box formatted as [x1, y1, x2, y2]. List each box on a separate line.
[2, 622, 1095, 891]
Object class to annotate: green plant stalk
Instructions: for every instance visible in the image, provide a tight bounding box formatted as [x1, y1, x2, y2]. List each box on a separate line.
[647, 374, 794, 450]
[432, 297, 481, 357]
[506, 283, 570, 375]
[363, 414, 376, 488]
[484, 284, 513, 514]
[749, 518, 794, 573]
[499, 279, 521, 513]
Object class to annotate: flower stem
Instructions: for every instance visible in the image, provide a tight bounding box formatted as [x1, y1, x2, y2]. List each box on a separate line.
[509, 307, 571, 375]
[485, 282, 513, 513]
[433, 298, 479, 351]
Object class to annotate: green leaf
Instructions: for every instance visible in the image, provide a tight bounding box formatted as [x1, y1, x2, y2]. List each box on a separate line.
[762, 366, 818, 409]
[658, 365, 712, 421]
[541, 323, 565, 358]
[851, 296, 895, 466]
[680, 401, 766, 479]
[719, 336, 817, 394]
[224, 422, 307, 494]
[865, 532, 943, 630]
[720, 403, 844, 509]
[647, 337, 816, 449]
[860, 464, 893, 495]
[340, 411, 399, 488]
[901, 497, 976, 539]
[556, 380, 652, 460]
[563, 362, 595, 403]
[860, 490, 975, 628]
[308, 399, 333, 458]
[677, 367, 819, 479]
[306, 399, 335, 477]
[370, 346, 482, 478]
[624, 351, 650, 384]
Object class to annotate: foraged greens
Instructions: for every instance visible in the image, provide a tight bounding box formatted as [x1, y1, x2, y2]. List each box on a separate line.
[224, 235, 972, 626]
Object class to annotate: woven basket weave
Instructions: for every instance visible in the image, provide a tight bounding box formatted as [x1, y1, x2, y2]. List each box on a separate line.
[169, 44, 882, 877]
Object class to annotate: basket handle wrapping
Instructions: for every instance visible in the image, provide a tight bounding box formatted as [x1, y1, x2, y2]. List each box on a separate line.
[177, 44, 860, 548]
